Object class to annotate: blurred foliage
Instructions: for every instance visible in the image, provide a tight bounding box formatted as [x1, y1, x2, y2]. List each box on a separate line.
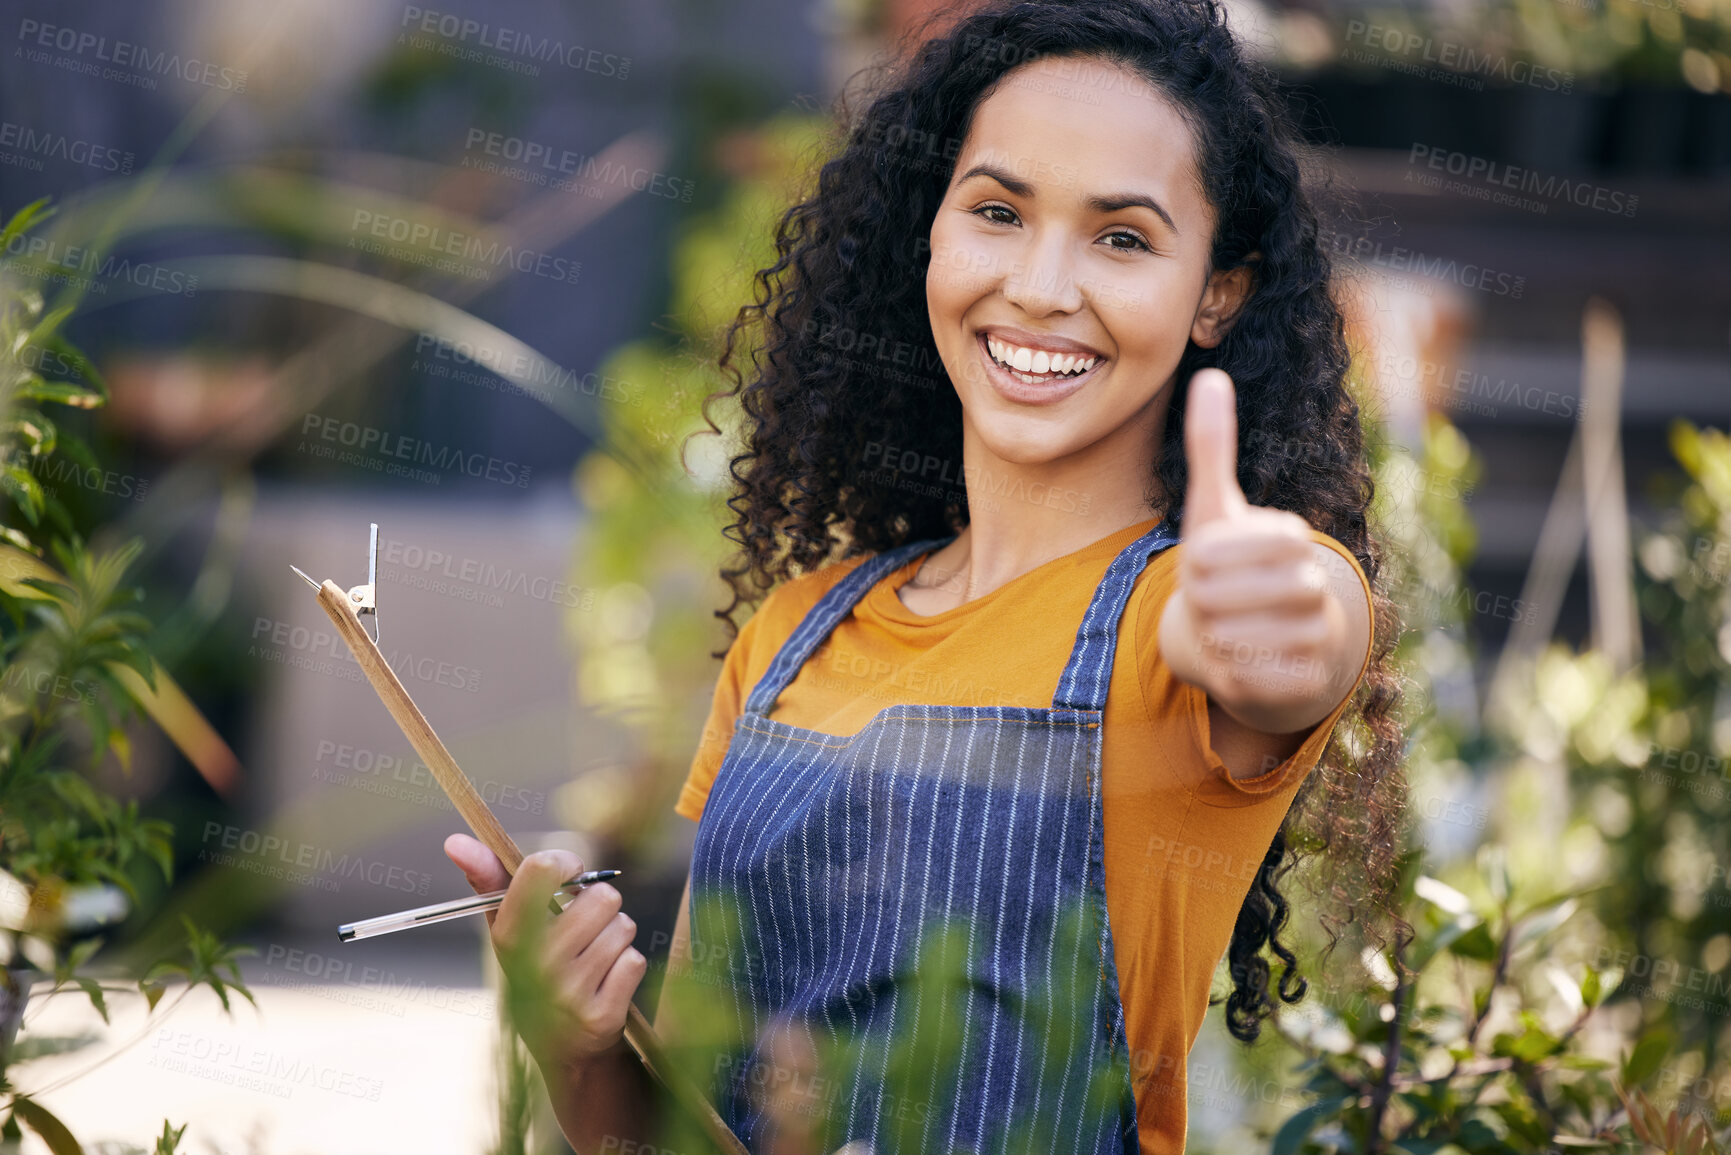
[559, 114, 836, 859]
[650, 891, 1143, 1154]
[0, 199, 250, 1155]
[1188, 406, 1731, 1151]
[1272, 0, 1731, 92]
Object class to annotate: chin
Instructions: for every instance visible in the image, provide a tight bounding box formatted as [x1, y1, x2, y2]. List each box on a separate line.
[969, 417, 1083, 467]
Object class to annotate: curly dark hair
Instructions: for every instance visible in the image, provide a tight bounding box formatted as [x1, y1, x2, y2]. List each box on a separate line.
[692, 0, 1412, 1045]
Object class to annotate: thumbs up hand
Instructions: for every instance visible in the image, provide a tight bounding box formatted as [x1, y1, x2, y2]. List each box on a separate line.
[1157, 369, 1353, 735]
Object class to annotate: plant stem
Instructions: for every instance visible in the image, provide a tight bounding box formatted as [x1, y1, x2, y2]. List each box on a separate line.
[20, 984, 195, 1099]
[1364, 938, 1411, 1154]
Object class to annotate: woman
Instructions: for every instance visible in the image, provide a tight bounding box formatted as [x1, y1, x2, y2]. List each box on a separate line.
[446, 1, 1406, 1151]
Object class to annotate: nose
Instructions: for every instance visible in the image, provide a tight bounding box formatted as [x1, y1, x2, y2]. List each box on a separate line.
[1002, 228, 1083, 317]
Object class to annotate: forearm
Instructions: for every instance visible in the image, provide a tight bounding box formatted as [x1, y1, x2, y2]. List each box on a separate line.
[540, 1037, 659, 1154]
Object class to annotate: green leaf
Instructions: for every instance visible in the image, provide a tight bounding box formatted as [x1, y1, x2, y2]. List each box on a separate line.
[1411, 911, 1481, 973]
[1, 463, 45, 525]
[74, 977, 109, 1024]
[1511, 896, 1580, 951]
[153, 1119, 187, 1155]
[1446, 921, 1498, 961]
[2, 408, 56, 456]
[6, 1033, 101, 1062]
[1492, 1015, 1561, 1063]
[16, 575, 74, 603]
[16, 378, 102, 410]
[145, 917, 257, 1017]
[1480, 844, 1511, 906]
[44, 335, 108, 403]
[1622, 1029, 1672, 1087]
[10, 1095, 84, 1155]
[51, 430, 100, 475]
[110, 645, 160, 696]
[65, 936, 101, 971]
[0, 197, 56, 251]
[28, 303, 77, 350]
[1271, 1095, 1351, 1155]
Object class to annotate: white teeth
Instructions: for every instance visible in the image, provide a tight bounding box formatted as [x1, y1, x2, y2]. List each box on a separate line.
[985, 337, 1101, 379]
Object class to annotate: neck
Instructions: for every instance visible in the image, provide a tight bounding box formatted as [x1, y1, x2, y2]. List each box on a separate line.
[912, 394, 1171, 601]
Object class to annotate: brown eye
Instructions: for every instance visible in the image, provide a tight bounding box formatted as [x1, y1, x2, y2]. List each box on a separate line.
[972, 204, 1018, 225]
[1104, 229, 1151, 252]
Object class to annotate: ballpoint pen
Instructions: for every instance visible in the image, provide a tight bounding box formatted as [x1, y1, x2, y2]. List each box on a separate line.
[337, 869, 622, 942]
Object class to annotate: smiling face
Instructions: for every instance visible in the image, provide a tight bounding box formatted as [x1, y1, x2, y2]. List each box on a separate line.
[925, 54, 1250, 477]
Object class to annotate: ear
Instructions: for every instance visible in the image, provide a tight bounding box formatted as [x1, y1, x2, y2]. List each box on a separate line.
[1190, 252, 1260, 349]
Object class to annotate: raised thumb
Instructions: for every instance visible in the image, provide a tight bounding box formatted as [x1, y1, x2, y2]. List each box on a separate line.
[1182, 368, 1246, 531]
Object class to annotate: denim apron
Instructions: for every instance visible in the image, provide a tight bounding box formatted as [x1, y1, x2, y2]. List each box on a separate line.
[689, 519, 1179, 1154]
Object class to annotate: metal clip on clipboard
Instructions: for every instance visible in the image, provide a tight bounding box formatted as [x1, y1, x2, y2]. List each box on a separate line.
[291, 523, 747, 1155]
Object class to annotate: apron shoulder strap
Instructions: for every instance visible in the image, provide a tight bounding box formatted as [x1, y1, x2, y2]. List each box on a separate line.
[1050, 519, 1181, 712]
[742, 535, 955, 716]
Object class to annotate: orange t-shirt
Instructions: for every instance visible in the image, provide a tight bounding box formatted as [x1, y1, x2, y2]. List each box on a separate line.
[675, 515, 1373, 1154]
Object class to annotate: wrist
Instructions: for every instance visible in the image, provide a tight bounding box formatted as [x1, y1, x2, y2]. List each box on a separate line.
[541, 1034, 634, 1093]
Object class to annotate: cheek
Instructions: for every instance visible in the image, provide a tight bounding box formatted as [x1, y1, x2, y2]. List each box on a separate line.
[925, 218, 1003, 313]
[1091, 271, 1194, 352]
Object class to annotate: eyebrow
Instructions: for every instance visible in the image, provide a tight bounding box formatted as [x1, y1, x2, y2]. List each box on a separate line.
[955, 162, 1179, 237]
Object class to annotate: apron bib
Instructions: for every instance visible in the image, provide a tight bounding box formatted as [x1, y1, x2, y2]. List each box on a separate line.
[688, 520, 1179, 1154]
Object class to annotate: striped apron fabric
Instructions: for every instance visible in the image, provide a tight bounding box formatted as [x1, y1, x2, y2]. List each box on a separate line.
[688, 519, 1180, 1154]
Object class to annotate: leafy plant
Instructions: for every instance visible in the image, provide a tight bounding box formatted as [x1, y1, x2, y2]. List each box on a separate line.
[1217, 413, 1731, 1152]
[0, 199, 253, 1155]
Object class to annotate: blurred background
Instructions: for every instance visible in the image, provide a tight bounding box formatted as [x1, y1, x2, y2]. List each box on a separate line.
[0, 0, 1727, 1151]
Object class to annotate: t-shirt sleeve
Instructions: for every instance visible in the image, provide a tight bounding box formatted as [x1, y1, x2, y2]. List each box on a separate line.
[674, 607, 764, 823]
[1140, 528, 1375, 805]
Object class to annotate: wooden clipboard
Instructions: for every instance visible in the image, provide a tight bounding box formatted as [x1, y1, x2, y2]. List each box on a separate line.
[292, 536, 748, 1155]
